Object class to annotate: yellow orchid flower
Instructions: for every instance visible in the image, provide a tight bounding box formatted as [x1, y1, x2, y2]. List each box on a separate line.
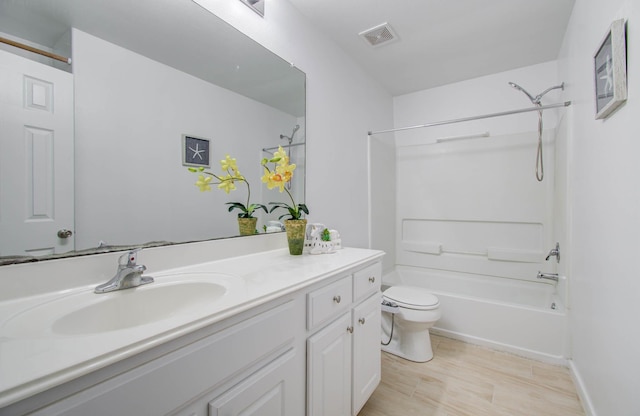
[262, 145, 309, 221]
[217, 175, 237, 193]
[195, 175, 212, 192]
[261, 168, 283, 191]
[276, 162, 296, 184]
[273, 146, 289, 165]
[260, 168, 271, 185]
[221, 155, 238, 172]
[188, 153, 267, 220]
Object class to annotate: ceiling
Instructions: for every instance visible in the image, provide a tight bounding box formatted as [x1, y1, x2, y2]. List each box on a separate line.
[0, 0, 305, 116]
[287, 0, 576, 96]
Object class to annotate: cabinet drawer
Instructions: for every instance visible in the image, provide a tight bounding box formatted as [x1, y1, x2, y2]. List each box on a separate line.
[353, 263, 381, 301]
[307, 276, 352, 330]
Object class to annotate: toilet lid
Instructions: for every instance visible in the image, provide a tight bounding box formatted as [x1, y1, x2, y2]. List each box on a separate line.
[383, 286, 439, 310]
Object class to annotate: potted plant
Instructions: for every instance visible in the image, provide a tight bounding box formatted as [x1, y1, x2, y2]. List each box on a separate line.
[261, 146, 309, 254]
[190, 155, 267, 235]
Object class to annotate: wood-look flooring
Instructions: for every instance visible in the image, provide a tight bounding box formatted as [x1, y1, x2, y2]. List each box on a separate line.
[358, 334, 585, 416]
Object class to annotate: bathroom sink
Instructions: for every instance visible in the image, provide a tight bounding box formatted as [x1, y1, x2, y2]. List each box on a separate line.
[1, 273, 245, 338]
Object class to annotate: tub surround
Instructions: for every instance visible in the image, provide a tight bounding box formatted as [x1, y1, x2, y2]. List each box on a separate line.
[0, 233, 383, 411]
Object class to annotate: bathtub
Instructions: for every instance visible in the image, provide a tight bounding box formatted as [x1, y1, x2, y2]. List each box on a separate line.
[383, 265, 568, 364]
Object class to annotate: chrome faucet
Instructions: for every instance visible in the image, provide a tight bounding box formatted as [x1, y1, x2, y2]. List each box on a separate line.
[545, 242, 560, 263]
[537, 271, 559, 282]
[94, 249, 154, 293]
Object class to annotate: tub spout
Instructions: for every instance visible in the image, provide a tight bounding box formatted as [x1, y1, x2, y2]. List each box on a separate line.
[537, 271, 559, 282]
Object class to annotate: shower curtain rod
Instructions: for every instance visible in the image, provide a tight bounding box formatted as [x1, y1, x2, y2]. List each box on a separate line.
[0, 36, 72, 65]
[262, 142, 305, 153]
[367, 101, 571, 136]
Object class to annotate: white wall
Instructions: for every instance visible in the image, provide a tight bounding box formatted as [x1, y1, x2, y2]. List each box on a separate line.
[369, 134, 397, 273]
[192, 0, 394, 249]
[73, 29, 297, 249]
[558, 0, 640, 414]
[393, 61, 562, 142]
[392, 62, 563, 282]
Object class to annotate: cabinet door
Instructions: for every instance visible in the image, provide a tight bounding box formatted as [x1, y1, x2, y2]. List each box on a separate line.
[208, 349, 298, 416]
[307, 313, 352, 416]
[352, 294, 382, 415]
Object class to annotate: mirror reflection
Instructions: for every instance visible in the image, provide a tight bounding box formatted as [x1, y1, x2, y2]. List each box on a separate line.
[0, 0, 306, 264]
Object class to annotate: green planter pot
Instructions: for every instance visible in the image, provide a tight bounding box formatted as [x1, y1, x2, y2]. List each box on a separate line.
[284, 219, 307, 255]
[237, 217, 258, 236]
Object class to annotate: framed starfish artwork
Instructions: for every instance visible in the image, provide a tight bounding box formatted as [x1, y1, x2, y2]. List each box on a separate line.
[594, 19, 627, 120]
[182, 135, 211, 168]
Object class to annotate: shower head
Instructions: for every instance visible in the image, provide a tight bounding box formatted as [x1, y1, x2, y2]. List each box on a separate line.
[280, 124, 300, 143]
[508, 81, 565, 105]
[508, 82, 536, 103]
[508, 81, 565, 183]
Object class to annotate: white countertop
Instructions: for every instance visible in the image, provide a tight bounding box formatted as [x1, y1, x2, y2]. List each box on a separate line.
[0, 247, 383, 408]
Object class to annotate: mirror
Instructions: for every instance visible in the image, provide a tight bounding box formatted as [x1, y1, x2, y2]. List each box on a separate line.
[0, 0, 306, 264]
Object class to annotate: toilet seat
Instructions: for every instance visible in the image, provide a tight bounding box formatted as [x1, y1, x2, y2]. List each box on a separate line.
[383, 286, 439, 311]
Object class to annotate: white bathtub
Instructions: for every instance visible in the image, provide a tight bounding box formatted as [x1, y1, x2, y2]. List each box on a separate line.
[383, 265, 568, 364]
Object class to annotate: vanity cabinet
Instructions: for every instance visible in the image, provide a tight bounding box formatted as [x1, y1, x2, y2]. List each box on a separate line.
[306, 262, 382, 416]
[3, 252, 383, 416]
[28, 298, 306, 416]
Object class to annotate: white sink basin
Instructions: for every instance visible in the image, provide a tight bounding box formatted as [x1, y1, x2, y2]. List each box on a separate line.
[2, 272, 245, 337]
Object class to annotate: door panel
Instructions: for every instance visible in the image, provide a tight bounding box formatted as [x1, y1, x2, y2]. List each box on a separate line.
[0, 49, 74, 256]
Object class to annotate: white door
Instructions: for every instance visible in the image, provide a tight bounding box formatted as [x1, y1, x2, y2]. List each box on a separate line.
[0, 49, 74, 257]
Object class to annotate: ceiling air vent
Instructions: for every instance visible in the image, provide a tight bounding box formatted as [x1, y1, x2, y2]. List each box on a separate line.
[359, 22, 398, 48]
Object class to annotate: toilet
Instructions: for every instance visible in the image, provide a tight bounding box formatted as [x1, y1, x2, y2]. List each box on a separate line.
[381, 285, 441, 362]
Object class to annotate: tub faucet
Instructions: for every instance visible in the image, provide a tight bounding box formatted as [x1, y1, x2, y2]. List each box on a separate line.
[537, 271, 559, 282]
[545, 242, 560, 263]
[94, 249, 154, 293]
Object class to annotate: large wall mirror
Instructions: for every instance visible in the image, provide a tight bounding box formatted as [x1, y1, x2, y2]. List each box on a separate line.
[0, 0, 306, 265]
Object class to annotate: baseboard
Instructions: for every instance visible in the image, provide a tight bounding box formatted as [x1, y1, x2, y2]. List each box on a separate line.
[568, 359, 596, 416]
[431, 327, 568, 366]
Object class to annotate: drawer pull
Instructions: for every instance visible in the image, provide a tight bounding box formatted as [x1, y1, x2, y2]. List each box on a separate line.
[368, 276, 376, 283]
[358, 317, 366, 325]
[333, 295, 341, 304]
[347, 326, 354, 333]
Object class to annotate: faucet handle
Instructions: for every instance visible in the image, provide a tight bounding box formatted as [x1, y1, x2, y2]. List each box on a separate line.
[545, 242, 560, 263]
[119, 249, 141, 267]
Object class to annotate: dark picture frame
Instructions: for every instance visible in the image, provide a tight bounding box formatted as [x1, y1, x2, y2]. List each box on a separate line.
[182, 135, 211, 168]
[594, 19, 627, 120]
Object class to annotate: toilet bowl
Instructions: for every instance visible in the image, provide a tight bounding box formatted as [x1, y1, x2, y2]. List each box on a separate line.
[381, 285, 441, 362]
